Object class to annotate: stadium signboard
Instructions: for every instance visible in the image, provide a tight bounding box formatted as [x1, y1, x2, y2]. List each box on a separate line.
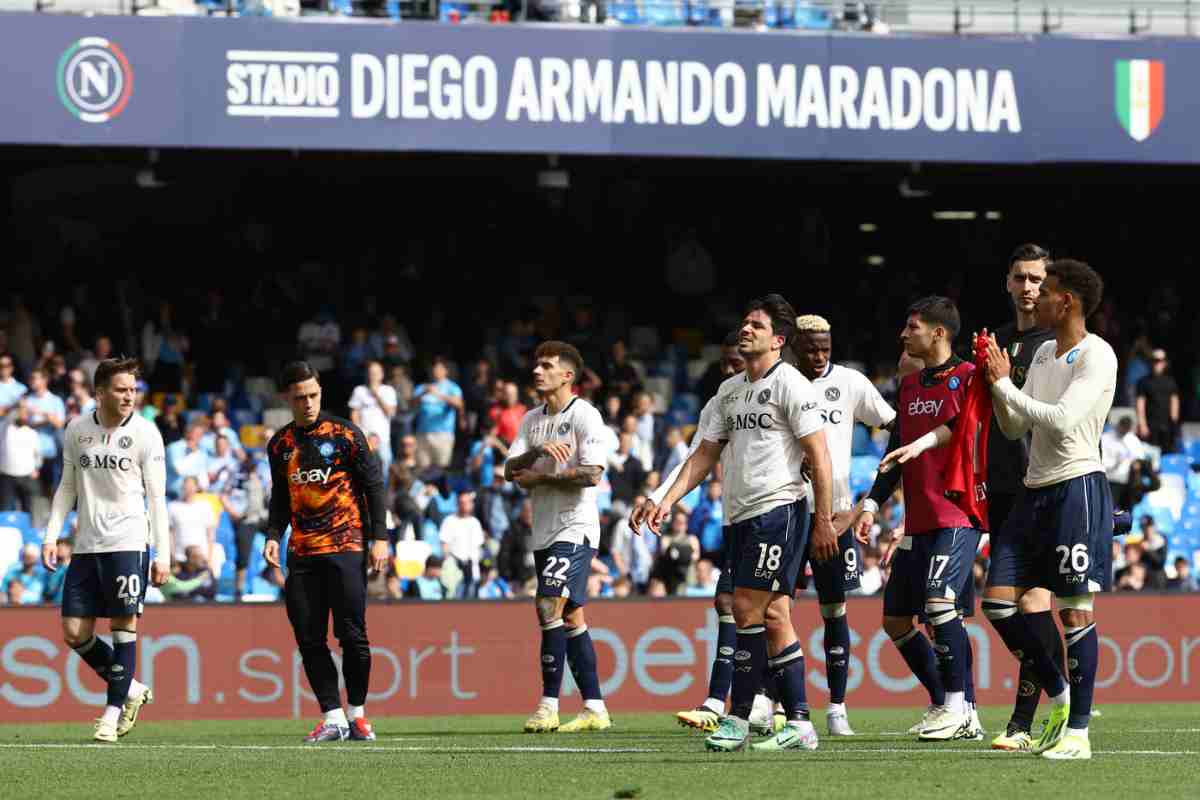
[0, 14, 1198, 162]
[0, 594, 1196, 721]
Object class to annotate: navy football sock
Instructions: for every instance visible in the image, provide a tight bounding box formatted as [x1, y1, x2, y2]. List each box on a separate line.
[1011, 610, 1061, 730]
[769, 641, 810, 723]
[983, 600, 1067, 699]
[892, 628, 945, 706]
[707, 615, 737, 703]
[540, 620, 568, 700]
[72, 635, 115, 682]
[107, 629, 137, 708]
[929, 606, 967, 695]
[821, 609, 851, 705]
[963, 626, 976, 707]
[566, 626, 603, 702]
[730, 626, 767, 720]
[1065, 624, 1099, 730]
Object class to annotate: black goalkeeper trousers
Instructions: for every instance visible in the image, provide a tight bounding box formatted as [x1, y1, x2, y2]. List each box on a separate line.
[285, 550, 372, 713]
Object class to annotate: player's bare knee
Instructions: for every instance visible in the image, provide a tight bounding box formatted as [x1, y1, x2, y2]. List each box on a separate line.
[732, 594, 765, 628]
[1019, 588, 1052, 614]
[536, 596, 563, 626]
[1059, 608, 1093, 629]
[763, 596, 791, 631]
[714, 592, 733, 617]
[564, 605, 586, 629]
[61, 618, 94, 649]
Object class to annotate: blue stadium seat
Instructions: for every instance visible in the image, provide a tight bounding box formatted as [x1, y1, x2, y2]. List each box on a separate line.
[1132, 501, 1175, 534]
[216, 512, 236, 553]
[1160, 454, 1192, 479]
[0, 511, 32, 534]
[216, 559, 236, 596]
[851, 423, 874, 457]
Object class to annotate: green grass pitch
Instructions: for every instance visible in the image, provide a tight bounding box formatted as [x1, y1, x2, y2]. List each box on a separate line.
[1, 705, 1196, 799]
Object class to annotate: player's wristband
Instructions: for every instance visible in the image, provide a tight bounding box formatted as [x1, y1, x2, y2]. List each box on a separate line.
[860, 498, 880, 516]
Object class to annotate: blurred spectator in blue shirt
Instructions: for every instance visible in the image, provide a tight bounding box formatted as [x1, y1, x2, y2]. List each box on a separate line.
[405, 555, 448, 600]
[413, 357, 463, 470]
[42, 538, 73, 604]
[201, 410, 245, 461]
[166, 422, 210, 498]
[477, 559, 512, 599]
[25, 368, 65, 489]
[467, 418, 508, 489]
[685, 558, 719, 597]
[206, 436, 240, 494]
[1168, 557, 1197, 592]
[2, 543, 46, 605]
[0, 354, 27, 418]
[688, 480, 724, 559]
[659, 426, 689, 479]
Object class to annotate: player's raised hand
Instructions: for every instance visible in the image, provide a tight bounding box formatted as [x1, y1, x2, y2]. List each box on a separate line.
[629, 497, 658, 536]
[150, 562, 170, 587]
[878, 443, 921, 473]
[264, 539, 281, 569]
[647, 500, 672, 535]
[985, 333, 1010, 383]
[370, 539, 391, 574]
[540, 441, 573, 465]
[42, 542, 58, 571]
[879, 526, 904, 567]
[852, 510, 875, 545]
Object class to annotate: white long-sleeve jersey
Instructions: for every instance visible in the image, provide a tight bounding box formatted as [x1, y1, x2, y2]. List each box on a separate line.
[991, 334, 1118, 489]
[44, 411, 171, 568]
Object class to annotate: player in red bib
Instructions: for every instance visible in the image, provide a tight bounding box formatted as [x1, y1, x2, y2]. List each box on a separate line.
[852, 297, 983, 741]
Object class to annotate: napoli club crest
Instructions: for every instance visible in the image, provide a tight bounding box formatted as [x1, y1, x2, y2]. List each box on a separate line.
[825, 387, 840, 402]
[757, 389, 771, 405]
[118, 436, 133, 449]
[948, 376, 961, 391]
[319, 442, 335, 458]
[557, 422, 572, 436]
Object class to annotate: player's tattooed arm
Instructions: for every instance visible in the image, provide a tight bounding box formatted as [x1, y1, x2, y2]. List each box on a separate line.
[537, 464, 603, 488]
[504, 448, 542, 482]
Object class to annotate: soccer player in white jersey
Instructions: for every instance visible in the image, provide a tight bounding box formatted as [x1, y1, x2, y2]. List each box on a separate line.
[981, 259, 1118, 760]
[646, 294, 837, 753]
[505, 341, 612, 734]
[790, 315, 896, 736]
[40, 358, 171, 742]
[630, 331, 768, 734]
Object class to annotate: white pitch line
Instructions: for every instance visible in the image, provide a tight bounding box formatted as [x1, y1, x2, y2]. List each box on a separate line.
[0, 743, 661, 754]
[0, 743, 1193, 756]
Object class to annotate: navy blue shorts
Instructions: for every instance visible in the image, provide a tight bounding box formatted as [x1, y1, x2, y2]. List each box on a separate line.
[987, 473, 1113, 596]
[884, 528, 981, 619]
[535, 542, 595, 606]
[795, 524, 862, 603]
[61, 549, 150, 619]
[726, 500, 809, 594]
[716, 525, 734, 595]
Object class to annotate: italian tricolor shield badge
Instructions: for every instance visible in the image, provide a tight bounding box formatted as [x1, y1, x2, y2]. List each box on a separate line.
[1115, 59, 1164, 142]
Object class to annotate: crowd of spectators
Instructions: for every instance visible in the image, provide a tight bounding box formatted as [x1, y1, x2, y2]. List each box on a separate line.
[1, 288, 1197, 605]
